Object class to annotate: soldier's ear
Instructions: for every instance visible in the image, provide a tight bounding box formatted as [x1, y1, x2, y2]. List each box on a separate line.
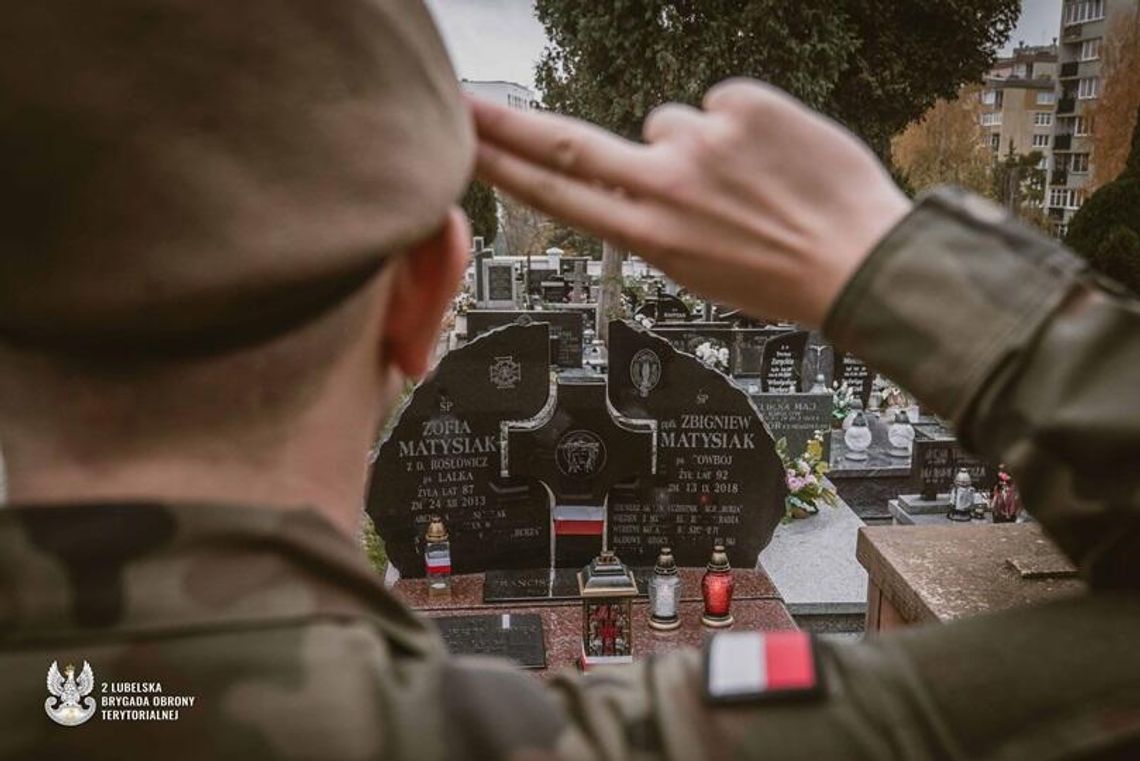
[381, 207, 471, 380]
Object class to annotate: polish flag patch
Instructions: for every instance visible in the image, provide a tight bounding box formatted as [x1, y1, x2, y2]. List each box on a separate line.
[554, 505, 605, 537]
[704, 631, 822, 703]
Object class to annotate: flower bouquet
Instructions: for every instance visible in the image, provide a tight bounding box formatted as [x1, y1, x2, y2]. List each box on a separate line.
[776, 432, 839, 521]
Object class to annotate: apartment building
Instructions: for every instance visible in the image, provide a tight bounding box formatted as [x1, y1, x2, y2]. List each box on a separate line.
[1046, 0, 1139, 234]
[980, 43, 1058, 162]
[460, 79, 535, 112]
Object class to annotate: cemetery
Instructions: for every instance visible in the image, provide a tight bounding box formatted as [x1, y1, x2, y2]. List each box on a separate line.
[361, 243, 1072, 671]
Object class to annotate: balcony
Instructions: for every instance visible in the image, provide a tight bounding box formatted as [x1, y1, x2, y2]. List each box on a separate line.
[1049, 207, 1066, 220]
[1054, 134, 1073, 151]
[1057, 97, 1076, 115]
[1062, 24, 1083, 42]
[1060, 61, 1080, 78]
[1052, 169, 1069, 186]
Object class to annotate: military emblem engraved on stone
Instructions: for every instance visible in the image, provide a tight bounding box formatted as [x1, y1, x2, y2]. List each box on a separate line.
[489, 356, 522, 390]
[556, 430, 608, 477]
[45, 661, 97, 727]
[630, 348, 662, 398]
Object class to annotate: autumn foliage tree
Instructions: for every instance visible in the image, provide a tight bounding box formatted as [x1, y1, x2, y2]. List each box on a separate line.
[892, 86, 992, 195]
[1089, 6, 1140, 190]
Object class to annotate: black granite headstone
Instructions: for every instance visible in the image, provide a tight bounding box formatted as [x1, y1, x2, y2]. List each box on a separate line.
[433, 613, 546, 669]
[909, 427, 996, 500]
[760, 330, 809, 392]
[833, 352, 875, 408]
[527, 267, 558, 296]
[366, 323, 552, 577]
[634, 294, 692, 323]
[606, 320, 787, 568]
[753, 392, 832, 460]
[503, 376, 656, 567]
[650, 323, 739, 374]
[466, 310, 584, 369]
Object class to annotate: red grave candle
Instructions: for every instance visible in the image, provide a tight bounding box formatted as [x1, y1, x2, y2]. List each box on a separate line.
[701, 543, 735, 627]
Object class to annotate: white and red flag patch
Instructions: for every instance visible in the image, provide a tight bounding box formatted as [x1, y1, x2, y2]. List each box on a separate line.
[704, 631, 822, 703]
[553, 505, 605, 537]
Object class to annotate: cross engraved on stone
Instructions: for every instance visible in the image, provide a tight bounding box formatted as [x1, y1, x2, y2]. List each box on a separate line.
[502, 376, 657, 569]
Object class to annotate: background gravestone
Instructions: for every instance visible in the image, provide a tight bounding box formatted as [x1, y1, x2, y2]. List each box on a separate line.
[466, 310, 584, 369]
[482, 260, 517, 309]
[833, 352, 875, 408]
[367, 323, 552, 577]
[606, 320, 787, 568]
[753, 392, 832, 460]
[634, 294, 691, 323]
[908, 426, 996, 500]
[760, 330, 809, 392]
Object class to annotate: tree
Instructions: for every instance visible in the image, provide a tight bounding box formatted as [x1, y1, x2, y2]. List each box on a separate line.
[499, 194, 552, 259]
[544, 222, 602, 259]
[828, 0, 1020, 159]
[991, 145, 1049, 231]
[460, 180, 498, 245]
[892, 86, 992, 196]
[1089, 7, 1140, 191]
[1065, 104, 1140, 295]
[533, 0, 1019, 337]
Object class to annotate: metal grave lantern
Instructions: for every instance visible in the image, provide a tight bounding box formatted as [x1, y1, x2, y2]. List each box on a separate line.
[423, 516, 452, 597]
[578, 550, 639, 667]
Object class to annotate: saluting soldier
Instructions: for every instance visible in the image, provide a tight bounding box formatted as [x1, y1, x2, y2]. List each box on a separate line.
[1, 1, 1138, 759]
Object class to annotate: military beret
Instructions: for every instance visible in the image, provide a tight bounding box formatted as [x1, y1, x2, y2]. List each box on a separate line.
[0, 0, 472, 355]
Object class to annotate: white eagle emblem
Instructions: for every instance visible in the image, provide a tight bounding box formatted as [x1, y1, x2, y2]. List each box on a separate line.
[45, 661, 97, 726]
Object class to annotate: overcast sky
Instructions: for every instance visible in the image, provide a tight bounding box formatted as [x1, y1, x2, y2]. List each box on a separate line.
[425, 0, 1064, 93]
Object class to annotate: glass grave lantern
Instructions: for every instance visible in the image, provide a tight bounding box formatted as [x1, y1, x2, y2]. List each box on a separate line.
[648, 547, 681, 631]
[946, 469, 976, 522]
[701, 542, 736, 627]
[887, 410, 916, 458]
[844, 409, 873, 461]
[423, 516, 452, 598]
[578, 550, 638, 667]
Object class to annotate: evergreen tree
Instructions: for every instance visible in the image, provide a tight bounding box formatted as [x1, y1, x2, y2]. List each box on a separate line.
[1066, 105, 1140, 295]
[460, 180, 498, 245]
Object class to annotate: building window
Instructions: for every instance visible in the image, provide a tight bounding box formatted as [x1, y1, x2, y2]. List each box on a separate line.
[981, 112, 1003, 127]
[1075, 116, 1091, 136]
[1037, 91, 1056, 105]
[1033, 112, 1053, 127]
[1014, 63, 1029, 78]
[989, 133, 1002, 151]
[1049, 188, 1082, 209]
[1037, 156, 1049, 170]
[1070, 153, 1090, 173]
[1078, 77, 1099, 99]
[1080, 39, 1101, 61]
[1065, 0, 1105, 25]
[1033, 134, 1051, 148]
[981, 89, 997, 105]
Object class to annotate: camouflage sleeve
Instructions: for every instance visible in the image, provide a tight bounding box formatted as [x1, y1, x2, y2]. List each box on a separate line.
[823, 186, 1140, 588]
[439, 588, 1140, 760]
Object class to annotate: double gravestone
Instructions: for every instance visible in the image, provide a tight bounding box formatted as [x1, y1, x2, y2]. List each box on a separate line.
[367, 320, 787, 586]
[466, 310, 585, 369]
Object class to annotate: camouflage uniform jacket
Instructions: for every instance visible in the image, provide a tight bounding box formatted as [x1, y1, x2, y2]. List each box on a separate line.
[2, 188, 1140, 760]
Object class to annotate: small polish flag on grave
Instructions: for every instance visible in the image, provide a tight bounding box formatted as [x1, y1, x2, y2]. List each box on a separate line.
[425, 554, 451, 576]
[704, 631, 821, 703]
[554, 505, 605, 536]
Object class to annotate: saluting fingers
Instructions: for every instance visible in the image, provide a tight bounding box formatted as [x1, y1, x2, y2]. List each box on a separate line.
[474, 139, 654, 255]
[468, 96, 661, 197]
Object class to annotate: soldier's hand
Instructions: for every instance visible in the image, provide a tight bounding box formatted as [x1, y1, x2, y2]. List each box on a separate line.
[470, 78, 911, 326]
